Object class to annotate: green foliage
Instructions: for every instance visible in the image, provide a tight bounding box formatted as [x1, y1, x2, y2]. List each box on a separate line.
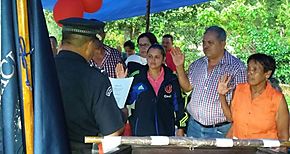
[44, 0, 290, 83]
[44, 10, 61, 43]
[286, 95, 290, 108]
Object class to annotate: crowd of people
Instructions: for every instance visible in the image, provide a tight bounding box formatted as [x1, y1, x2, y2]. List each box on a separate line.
[50, 17, 289, 153]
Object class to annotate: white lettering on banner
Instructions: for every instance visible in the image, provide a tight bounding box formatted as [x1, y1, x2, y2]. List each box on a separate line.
[0, 51, 16, 102]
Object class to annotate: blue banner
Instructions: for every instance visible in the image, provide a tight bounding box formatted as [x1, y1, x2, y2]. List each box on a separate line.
[1, 0, 24, 153]
[28, 0, 70, 153]
[1, 0, 70, 153]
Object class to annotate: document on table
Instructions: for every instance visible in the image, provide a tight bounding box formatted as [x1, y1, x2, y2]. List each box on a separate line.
[109, 77, 134, 109]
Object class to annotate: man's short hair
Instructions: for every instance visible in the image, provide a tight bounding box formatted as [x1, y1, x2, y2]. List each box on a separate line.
[205, 26, 227, 41]
[61, 32, 94, 47]
[162, 34, 173, 42]
[123, 40, 135, 50]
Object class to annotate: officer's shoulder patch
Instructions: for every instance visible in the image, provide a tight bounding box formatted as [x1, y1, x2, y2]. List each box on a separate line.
[105, 86, 113, 97]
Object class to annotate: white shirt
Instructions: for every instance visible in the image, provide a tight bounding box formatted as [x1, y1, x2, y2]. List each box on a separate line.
[125, 54, 147, 66]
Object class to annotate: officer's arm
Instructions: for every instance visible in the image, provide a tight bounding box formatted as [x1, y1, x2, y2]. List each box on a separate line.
[93, 76, 125, 136]
[107, 127, 124, 136]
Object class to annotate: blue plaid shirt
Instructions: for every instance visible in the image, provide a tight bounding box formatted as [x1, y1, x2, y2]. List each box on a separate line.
[187, 50, 247, 125]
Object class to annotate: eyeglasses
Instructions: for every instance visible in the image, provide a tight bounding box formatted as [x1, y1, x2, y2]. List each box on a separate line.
[138, 43, 150, 47]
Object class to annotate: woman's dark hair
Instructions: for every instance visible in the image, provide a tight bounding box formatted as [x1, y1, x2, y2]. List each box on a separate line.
[137, 32, 158, 45]
[247, 53, 276, 78]
[147, 44, 166, 58]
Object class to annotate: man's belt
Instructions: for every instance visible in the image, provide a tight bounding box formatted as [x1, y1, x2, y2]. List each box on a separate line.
[194, 119, 230, 128]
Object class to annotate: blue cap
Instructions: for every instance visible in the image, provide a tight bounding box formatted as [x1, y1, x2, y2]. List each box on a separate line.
[59, 17, 105, 40]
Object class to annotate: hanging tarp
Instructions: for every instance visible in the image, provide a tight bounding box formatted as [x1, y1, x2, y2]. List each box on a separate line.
[41, 0, 211, 21]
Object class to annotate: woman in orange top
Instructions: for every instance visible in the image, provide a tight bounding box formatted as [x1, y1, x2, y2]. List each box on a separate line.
[217, 53, 289, 141]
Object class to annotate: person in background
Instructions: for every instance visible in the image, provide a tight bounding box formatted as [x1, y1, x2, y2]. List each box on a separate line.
[171, 26, 247, 138]
[90, 19, 124, 78]
[123, 40, 136, 62]
[116, 45, 127, 61]
[162, 34, 176, 72]
[125, 32, 158, 74]
[55, 18, 124, 153]
[117, 44, 188, 136]
[218, 53, 289, 141]
[49, 36, 58, 56]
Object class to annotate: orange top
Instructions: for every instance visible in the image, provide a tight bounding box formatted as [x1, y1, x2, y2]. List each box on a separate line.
[231, 82, 282, 139]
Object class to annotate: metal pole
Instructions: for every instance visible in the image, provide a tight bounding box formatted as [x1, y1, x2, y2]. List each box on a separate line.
[145, 0, 151, 32]
[85, 136, 290, 148]
[17, 0, 34, 153]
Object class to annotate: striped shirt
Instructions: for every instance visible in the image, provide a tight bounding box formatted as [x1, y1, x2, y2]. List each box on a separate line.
[90, 45, 124, 78]
[187, 50, 247, 125]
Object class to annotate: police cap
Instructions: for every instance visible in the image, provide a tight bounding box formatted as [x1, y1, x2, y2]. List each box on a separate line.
[59, 17, 105, 40]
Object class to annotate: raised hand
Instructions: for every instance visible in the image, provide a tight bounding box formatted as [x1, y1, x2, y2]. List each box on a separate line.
[171, 47, 185, 67]
[217, 74, 232, 95]
[115, 63, 127, 78]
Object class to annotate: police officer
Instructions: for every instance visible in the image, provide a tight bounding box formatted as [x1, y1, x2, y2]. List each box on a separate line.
[55, 18, 124, 153]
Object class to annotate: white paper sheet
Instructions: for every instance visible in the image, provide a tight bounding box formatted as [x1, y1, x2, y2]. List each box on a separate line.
[102, 136, 121, 153]
[109, 77, 134, 109]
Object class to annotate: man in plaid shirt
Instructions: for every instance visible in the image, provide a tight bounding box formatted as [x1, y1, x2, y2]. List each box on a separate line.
[90, 20, 124, 78]
[171, 26, 247, 138]
[91, 44, 124, 78]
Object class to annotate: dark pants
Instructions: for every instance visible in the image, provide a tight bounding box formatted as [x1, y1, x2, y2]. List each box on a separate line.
[70, 141, 92, 154]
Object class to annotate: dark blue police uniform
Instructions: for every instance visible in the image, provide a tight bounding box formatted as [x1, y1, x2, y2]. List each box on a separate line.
[55, 18, 124, 153]
[55, 50, 124, 141]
